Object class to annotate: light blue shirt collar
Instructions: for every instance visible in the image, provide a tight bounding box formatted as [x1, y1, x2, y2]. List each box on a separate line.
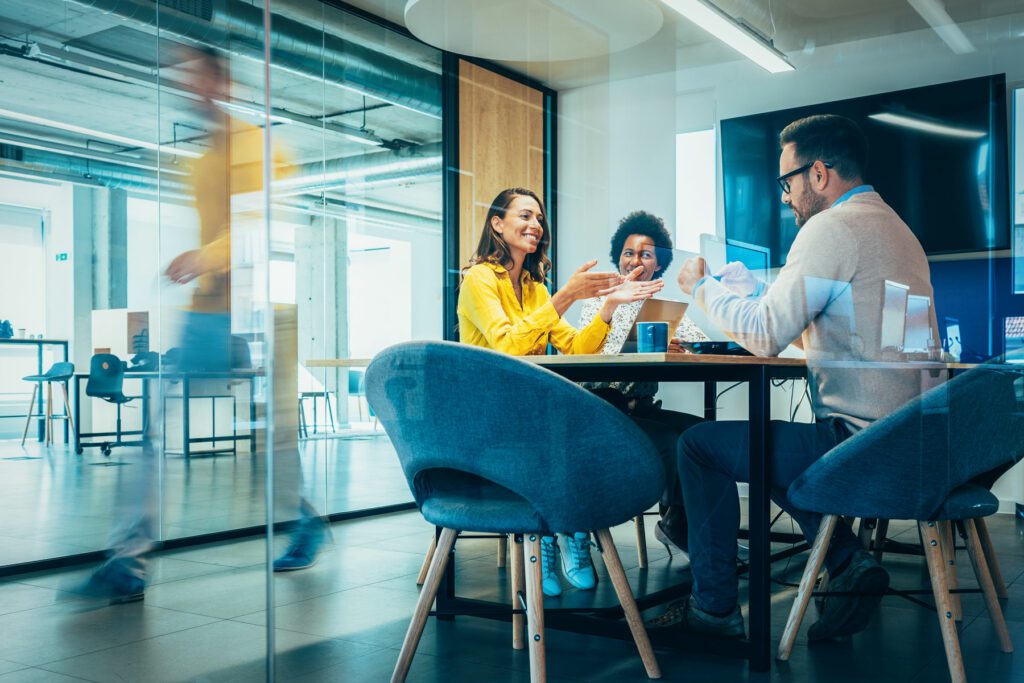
[831, 184, 873, 208]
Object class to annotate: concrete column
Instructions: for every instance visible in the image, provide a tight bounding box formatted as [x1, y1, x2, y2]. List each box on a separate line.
[72, 186, 96, 431]
[90, 187, 128, 310]
[295, 215, 349, 427]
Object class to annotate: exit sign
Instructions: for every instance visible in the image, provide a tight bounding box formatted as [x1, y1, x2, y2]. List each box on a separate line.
[55, 252, 68, 261]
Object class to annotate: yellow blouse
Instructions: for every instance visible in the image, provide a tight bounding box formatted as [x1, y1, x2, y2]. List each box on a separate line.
[457, 262, 610, 355]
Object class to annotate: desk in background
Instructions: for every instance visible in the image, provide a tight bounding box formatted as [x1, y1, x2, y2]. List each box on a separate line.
[0, 338, 69, 443]
[73, 369, 258, 459]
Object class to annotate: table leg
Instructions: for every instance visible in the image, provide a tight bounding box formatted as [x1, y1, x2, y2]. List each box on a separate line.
[183, 376, 191, 460]
[249, 378, 257, 454]
[62, 342, 69, 443]
[747, 366, 771, 672]
[704, 380, 717, 421]
[73, 374, 82, 455]
[36, 342, 44, 442]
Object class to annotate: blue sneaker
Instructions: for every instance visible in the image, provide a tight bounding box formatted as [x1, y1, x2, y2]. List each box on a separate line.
[559, 532, 596, 590]
[273, 517, 327, 572]
[540, 536, 562, 597]
[75, 563, 145, 604]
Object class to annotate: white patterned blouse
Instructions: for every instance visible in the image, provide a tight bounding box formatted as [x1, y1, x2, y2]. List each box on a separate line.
[577, 296, 709, 400]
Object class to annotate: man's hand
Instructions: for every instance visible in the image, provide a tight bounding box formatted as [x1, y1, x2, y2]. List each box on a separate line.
[714, 261, 761, 298]
[165, 250, 206, 284]
[676, 256, 707, 296]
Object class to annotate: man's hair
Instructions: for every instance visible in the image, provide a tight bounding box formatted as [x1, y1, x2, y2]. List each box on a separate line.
[779, 114, 868, 182]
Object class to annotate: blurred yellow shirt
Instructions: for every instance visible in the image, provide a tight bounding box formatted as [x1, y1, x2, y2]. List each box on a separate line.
[457, 261, 610, 356]
[188, 118, 290, 313]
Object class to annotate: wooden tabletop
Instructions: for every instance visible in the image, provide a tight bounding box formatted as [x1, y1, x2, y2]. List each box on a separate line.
[304, 353, 807, 368]
[304, 353, 985, 371]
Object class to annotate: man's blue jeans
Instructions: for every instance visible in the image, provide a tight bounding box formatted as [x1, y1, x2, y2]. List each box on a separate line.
[679, 418, 863, 615]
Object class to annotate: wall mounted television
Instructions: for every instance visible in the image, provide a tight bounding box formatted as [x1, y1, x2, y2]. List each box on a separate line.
[721, 75, 1009, 268]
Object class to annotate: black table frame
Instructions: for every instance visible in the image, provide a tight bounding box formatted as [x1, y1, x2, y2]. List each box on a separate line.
[0, 338, 70, 443]
[73, 370, 258, 458]
[431, 357, 807, 673]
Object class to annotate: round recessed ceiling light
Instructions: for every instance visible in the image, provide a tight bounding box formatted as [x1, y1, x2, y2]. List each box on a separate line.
[404, 0, 664, 62]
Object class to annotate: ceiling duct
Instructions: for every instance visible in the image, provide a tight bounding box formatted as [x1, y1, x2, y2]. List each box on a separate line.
[67, 0, 442, 117]
[0, 140, 442, 201]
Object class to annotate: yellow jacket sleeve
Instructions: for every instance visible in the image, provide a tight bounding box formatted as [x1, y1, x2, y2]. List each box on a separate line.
[548, 312, 610, 355]
[458, 267, 562, 355]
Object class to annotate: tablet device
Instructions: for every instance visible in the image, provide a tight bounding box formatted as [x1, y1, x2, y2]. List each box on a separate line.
[626, 298, 690, 342]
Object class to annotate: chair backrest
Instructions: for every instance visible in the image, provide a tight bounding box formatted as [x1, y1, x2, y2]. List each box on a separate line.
[44, 362, 75, 381]
[365, 341, 665, 533]
[348, 368, 365, 396]
[790, 362, 1024, 520]
[230, 335, 252, 369]
[86, 354, 126, 400]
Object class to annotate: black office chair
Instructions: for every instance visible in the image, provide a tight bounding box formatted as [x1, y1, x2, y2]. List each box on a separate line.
[85, 354, 140, 457]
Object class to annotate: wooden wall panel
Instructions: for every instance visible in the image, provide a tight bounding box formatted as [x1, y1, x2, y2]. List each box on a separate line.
[458, 61, 545, 270]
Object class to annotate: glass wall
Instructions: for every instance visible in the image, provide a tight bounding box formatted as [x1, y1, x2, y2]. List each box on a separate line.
[0, 1, 443, 675]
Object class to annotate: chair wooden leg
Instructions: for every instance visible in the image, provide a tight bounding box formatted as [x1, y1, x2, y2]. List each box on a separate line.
[939, 521, 963, 621]
[392, 527, 457, 683]
[778, 514, 837, 661]
[594, 528, 661, 679]
[497, 533, 508, 568]
[511, 534, 526, 650]
[416, 533, 437, 587]
[635, 515, 648, 569]
[963, 519, 1013, 653]
[920, 521, 966, 683]
[45, 382, 53, 446]
[975, 517, 1008, 599]
[873, 519, 889, 562]
[61, 382, 76, 442]
[20, 382, 38, 447]
[523, 534, 547, 683]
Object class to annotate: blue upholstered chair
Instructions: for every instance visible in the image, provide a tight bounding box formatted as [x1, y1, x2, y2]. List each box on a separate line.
[366, 341, 665, 683]
[777, 362, 1024, 682]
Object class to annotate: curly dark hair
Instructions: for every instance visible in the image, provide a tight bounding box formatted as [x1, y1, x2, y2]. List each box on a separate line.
[608, 211, 674, 279]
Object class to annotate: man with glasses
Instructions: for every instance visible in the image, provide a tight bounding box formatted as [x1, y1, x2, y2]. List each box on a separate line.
[650, 114, 937, 643]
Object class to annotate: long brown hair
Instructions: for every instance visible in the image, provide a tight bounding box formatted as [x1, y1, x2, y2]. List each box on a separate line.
[467, 188, 552, 283]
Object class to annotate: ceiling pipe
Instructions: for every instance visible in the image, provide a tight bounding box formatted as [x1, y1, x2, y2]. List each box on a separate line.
[66, 0, 442, 118]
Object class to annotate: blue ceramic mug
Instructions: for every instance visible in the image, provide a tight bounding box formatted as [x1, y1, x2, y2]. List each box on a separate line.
[636, 322, 669, 353]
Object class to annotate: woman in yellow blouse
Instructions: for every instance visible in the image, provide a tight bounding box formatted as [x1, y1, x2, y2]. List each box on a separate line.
[458, 187, 663, 597]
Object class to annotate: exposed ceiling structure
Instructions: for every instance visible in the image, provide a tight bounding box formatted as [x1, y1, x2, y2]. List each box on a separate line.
[0, 0, 445, 234]
[346, 0, 1024, 89]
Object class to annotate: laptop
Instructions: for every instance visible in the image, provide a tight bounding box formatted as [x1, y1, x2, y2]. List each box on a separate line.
[617, 298, 689, 352]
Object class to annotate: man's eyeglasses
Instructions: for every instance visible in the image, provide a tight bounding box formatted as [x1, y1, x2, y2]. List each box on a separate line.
[776, 161, 833, 194]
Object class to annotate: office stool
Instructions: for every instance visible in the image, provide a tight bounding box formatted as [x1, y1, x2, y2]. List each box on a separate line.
[298, 391, 336, 436]
[21, 361, 75, 447]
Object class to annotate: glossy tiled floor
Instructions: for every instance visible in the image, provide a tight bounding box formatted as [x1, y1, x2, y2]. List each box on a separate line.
[0, 510, 1023, 681]
[0, 433, 411, 566]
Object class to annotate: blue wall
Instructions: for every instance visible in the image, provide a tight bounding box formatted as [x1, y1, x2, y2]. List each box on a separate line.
[930, 255, 1024, 360]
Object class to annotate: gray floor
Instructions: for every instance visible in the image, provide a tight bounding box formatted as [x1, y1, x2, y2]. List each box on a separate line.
[0, 510, 1023, 681]
[0, 434, 412, 566]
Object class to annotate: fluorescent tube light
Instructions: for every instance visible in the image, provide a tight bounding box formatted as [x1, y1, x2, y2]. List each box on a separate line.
[0, 108, 203, 159]
[659, 0, 794, 73]
[868, 112, 986, 139]
[907, 0, 975, 55]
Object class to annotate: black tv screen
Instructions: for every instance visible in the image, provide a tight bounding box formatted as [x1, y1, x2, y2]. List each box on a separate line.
[721, 75, 1009, 267]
